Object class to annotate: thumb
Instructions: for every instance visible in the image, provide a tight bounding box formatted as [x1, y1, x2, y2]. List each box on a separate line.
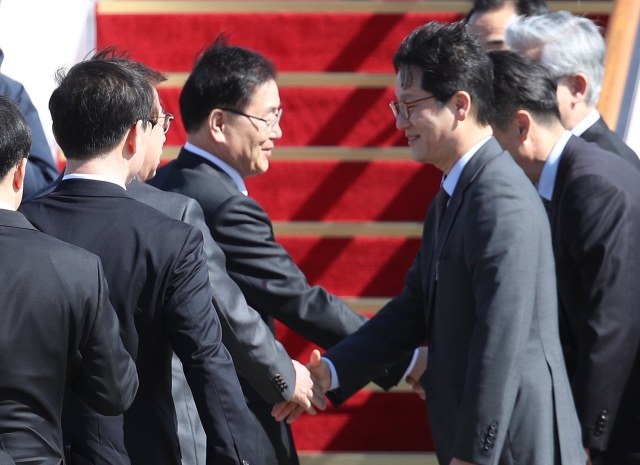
[309, 349, 322, 367]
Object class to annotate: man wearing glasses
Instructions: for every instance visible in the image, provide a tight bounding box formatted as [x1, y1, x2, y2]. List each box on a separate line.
[297, 21, 586, 465]
[150, 35, 422, 465]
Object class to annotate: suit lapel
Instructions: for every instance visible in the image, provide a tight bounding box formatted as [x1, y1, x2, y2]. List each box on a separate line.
[433, 138, 503, 261]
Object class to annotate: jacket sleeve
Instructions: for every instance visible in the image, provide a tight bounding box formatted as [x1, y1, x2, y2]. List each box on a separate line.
[182, 198, 295, 404]
[73, 256, 138, 415]
[165, 227, 260, 465]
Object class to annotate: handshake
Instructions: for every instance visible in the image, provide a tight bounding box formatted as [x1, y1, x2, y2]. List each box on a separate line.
[271, 347, 428, 424]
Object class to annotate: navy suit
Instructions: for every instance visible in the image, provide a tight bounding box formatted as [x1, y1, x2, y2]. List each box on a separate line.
[20, 180, 259, 465]
[581, 117, 640, 171]
[0, 209, 137, 465]
[549, 136, 640, 463]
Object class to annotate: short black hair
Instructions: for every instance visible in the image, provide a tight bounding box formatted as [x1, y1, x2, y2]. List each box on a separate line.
[180, 34, 277, 132]
[488, 49, 561, 131]
[49, 59, 154, 161]
[0, 96, 31, 180]
[466, 0, 549, 21]
[393, 21, 494, 126]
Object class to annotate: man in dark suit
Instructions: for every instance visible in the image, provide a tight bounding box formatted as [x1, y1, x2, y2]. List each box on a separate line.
[115, 56, 322, 465]
[19, 59, 259, 465]
[0, 49, 59, 197]
[149, 35, 422, 465]
[0, 96, 138, 465]
[489, 50, 640, 465]
[296, 22, 586, 465]
[505, 11, 640, 169]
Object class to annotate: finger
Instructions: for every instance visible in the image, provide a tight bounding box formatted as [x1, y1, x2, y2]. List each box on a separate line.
[310, 381, 327, 410]
[286, 405, 308, 424]
[308, 348, 322, 367]
[271, 401, 296, 422]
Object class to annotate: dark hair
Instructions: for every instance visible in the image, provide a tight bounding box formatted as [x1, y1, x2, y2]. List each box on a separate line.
[393, 21, 494, 125]
[488, 49, 560, 131]
[0, 96, 31, 180]
[466, 0, 549, 21]
[49, 59, 154, 161]
[180, 34, 276, 132]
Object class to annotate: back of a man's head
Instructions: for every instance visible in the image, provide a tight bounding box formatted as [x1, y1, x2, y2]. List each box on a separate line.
[488, 49, 561, 131]
[506, 11, 605, 105]
[0, 96, 31, 181]
[49, 59, 154, 161]
[393, 21, 494, 126]
[180, 35, 276, 133]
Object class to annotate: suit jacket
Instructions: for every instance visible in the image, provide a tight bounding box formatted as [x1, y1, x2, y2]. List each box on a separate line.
[549, 136, 640, 456]
[19, 180, 259, 465]
[150, 148, 410, 464]
[128, 180, 297, 465]
[0, 209, 137, 465]
[581, 117, 640, 171]
[324, 139, 585, 465]
[0, 50, 59, 197]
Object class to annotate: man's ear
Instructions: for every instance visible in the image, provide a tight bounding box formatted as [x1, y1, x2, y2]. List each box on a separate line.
[515, 110, 532, 142]
[209, 109, 226, 143]
[12, 158, 28, 192]
[452, 91, 472, 121]
[567, 73, 588, 100]
[125, 120, 148, 160]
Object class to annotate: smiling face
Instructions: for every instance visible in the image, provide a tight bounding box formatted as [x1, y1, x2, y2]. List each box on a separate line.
[223, 79, 283, 178]
[394, 67, 458, 172]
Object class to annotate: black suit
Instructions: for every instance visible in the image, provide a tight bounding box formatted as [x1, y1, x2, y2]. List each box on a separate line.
[19, 179, 259, 465]
[581, 116, 640, 171]
[0, 209, 137, 465]
[549, 136, 640, 463]
[128, 180, 296, 465]
[150, 148, 410, 465]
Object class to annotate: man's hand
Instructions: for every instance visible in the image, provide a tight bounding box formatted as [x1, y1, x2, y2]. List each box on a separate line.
[405, 347, 428, 399]
[271, 355, 327, 424]
[306, 349, 331, 392]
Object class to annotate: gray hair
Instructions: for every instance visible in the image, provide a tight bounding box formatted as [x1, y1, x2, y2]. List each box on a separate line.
[505, 11, 605, 106]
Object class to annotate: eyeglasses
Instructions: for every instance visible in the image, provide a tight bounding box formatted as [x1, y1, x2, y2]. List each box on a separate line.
[149, 113, 174, 134]
[389, 96, 436, 119]
[220, 107, 283, 134]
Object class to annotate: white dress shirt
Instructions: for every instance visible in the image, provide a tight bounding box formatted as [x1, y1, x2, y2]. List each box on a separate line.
[184, 142, 248, 196]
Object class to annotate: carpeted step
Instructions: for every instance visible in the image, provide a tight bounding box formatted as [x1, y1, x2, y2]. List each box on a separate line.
[246, 159, 440, 221]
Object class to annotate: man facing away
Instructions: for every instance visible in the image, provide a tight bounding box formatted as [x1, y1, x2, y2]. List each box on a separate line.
[489, 49, 640, 465]
[19, 59, 260, 465]
[505, 11, 640, 169]
[296, 21, 586, 465]
[0, 95, 138, 465]
[149, 35, 423, 465]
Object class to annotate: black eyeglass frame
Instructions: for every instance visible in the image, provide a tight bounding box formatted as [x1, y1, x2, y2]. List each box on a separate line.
[220, 107, 283, 133]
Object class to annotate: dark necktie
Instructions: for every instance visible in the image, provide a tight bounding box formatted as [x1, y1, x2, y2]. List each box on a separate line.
[434, 188, 450, 235]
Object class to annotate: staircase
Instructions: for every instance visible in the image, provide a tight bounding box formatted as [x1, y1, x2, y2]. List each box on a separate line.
[96, 2, 613, 463]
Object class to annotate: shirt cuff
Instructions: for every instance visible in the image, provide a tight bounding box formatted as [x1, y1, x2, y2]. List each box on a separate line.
[322, 356, 340, 391]
[401, 348, 421, 381]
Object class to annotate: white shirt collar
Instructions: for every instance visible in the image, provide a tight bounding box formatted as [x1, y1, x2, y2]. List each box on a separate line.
[537, 130, 572, 201]
[184, 142, 248, 196]
[571, 108, 600, 137]
[0, 201, 16, 211]
[441, 136, 492, 197]
[62, 173, 126, 190]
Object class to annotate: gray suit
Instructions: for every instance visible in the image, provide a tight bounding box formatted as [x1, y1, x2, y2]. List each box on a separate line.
[325, 139, 586, 465]
[127, 180, 295, 465]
